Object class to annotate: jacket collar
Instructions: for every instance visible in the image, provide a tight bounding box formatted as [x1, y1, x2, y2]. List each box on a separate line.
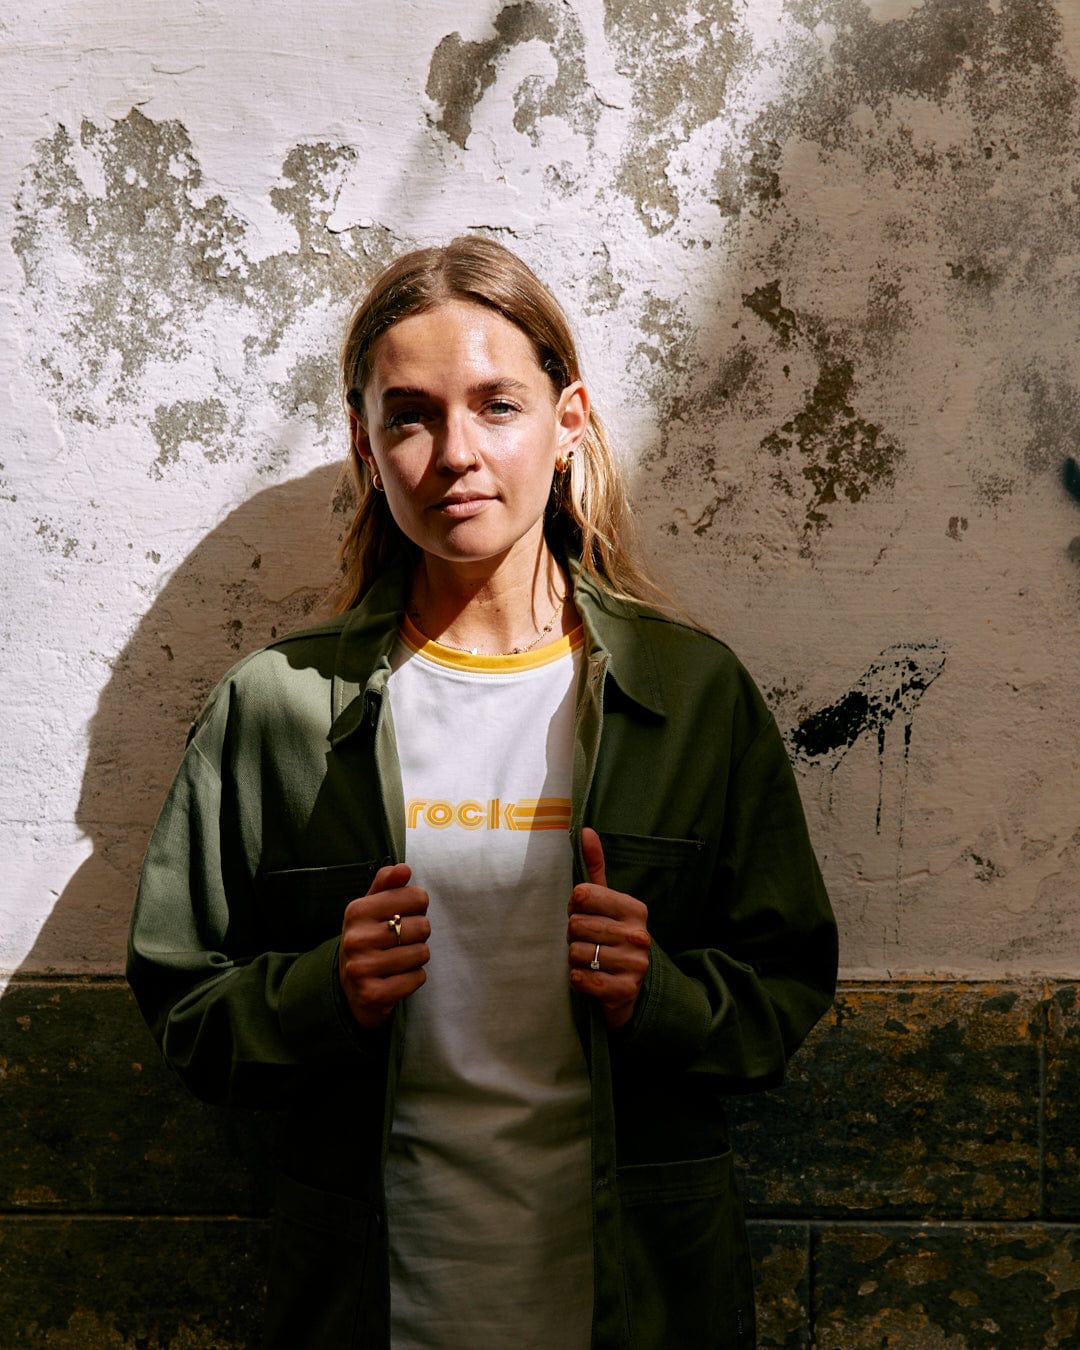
[328, 563, 411, 746]
[567, 557, 667, 719]
[327, 553, 667, 746]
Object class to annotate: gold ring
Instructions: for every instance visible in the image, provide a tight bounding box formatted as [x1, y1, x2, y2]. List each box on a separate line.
[590, 943, 601, 971]
[388, 914, 402, 944]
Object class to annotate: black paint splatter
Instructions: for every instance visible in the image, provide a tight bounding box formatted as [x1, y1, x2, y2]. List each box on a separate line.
[787, 643, 946, 763]
[785, 642, 946, 830]
[1063, 456, 1080, 504]
[789, 686, 875, 761]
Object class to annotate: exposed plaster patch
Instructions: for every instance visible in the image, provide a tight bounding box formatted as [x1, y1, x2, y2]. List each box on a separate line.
[32, 518, 79, 558]
[150, 398, 230, 477]
[743, 279, 904, 534]
[632, 294, 695, 407]
[971, 467, 1016, 507]
[13, 111, 392, 482]
[782, 0, 1074, 128]
[770, 0, 1078, 284]
[1018, 370, 1080, 480]
[220, 580, 324, 654]
[727, 0, 1080, 522]
[710, 127, 784, 218]
[764, 351, 900, 534]
[658, 341, 768, 536]
[964, 363, 1080, 508]
[425, 2, 598, 151]
[964, 849, 1005, 884]
[583, 242, 625, 315]
[743, 277, 799, 347]
[271, 353, 341, 433]
[946, 515, 968, 540]
[862, 269, 914, 355]
[603, 0, 749, 233]
[963, 824, 1080, 938]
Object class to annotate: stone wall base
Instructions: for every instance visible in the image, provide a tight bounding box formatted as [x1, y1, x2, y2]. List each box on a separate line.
[2, 978, 1076, 1347]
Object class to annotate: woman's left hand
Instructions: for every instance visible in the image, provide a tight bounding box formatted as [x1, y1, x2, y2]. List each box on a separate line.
[568, 827, 652, 1030]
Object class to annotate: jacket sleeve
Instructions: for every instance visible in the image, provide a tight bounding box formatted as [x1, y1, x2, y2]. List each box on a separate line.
[126, 688, 379, 1108]
[618, 710, 838, 1092]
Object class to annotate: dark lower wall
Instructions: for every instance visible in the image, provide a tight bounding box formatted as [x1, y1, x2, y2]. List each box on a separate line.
[2, 979, 1077, 1348]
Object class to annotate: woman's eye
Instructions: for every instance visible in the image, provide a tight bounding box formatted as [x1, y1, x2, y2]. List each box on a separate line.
[385, 408, 423, 429]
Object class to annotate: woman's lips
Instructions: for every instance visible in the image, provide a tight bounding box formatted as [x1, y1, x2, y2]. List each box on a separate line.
[432, 495, 492, 518]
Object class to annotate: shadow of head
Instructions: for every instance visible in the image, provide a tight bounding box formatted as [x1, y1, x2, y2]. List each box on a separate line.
[18, 461, 350, 976]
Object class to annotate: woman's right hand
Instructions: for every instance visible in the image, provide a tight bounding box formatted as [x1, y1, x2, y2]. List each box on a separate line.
[338, 863, 430, 1029]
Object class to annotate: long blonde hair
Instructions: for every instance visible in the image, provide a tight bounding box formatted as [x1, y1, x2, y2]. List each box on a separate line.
[330, 235, 661, 614]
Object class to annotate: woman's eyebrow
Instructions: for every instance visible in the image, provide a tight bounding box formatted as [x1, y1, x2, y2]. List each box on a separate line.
[380, 378, 532, 404]
[468, 377, 531, 396]
[464, 380, 534, 399]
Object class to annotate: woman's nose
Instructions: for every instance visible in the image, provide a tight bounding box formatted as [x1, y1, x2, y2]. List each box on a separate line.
[436, 412, 477, 471]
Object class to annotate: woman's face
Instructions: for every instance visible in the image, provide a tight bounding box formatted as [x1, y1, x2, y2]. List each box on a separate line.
[352, 300, 587, 577]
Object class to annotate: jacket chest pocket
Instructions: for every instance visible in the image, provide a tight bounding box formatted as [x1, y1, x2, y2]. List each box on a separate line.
[255, 860, 388, 952]
[596, 832, 716, 952]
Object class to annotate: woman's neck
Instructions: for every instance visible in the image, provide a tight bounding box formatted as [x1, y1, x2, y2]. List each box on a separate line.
[407, 547, 576, 656]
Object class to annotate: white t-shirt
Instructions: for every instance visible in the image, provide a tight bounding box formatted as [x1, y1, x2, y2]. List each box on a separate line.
[384, 618, 593, 1350]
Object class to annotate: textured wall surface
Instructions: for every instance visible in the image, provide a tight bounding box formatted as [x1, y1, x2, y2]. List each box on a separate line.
[3, 0, 1080, 980]
[3, 2, 1080, 1346]
[4, 0, 1080, 983]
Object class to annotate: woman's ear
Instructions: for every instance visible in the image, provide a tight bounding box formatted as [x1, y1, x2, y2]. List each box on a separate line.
[556, 380, 589, 456]
[349, 411, 374, 470]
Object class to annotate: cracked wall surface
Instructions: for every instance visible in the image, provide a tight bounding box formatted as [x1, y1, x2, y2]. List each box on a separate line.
[3, 0, 1080, 983]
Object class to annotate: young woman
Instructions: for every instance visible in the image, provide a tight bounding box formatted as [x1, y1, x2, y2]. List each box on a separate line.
[128, 236, 837, 1349]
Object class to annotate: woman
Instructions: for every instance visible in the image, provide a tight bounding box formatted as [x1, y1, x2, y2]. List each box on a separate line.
[128, 236, 837, 1349]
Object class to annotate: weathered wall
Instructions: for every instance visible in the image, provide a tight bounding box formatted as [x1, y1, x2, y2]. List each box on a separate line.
[4, 0, 1079, 982]
[3, 1, 1080, 1345]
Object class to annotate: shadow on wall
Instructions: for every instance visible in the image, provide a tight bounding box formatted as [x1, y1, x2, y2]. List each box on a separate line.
[0, 465, 351, 1344]
[20, 462, 349, 976]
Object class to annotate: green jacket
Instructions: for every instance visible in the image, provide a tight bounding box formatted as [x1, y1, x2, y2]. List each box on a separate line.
[128, 560, 837, 1349]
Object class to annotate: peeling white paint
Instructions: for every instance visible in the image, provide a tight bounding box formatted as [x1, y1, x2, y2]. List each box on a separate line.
[2, 0, 1080, 979]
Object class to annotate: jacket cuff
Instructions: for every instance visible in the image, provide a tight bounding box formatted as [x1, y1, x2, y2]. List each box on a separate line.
[278, 937, 375, 1060]
[619, 942, 712, 1064]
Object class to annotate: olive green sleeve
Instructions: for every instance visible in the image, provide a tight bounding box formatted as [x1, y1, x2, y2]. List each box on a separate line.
[127, 708, 380, 1108]
[619, 714, 838, 1089]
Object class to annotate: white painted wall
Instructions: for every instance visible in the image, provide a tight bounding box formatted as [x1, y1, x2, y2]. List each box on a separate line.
[3, 0, 1079, 979]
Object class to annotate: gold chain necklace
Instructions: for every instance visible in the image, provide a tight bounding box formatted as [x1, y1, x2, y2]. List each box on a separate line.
[407, 591, 568, 656]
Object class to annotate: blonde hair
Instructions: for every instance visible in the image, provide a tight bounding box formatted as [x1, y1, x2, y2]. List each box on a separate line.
[330, 235, 661, 614]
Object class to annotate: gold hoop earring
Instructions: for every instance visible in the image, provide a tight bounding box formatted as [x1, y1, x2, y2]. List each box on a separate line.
[371, 470, 384, 493]
[555, 449, 574, 474]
